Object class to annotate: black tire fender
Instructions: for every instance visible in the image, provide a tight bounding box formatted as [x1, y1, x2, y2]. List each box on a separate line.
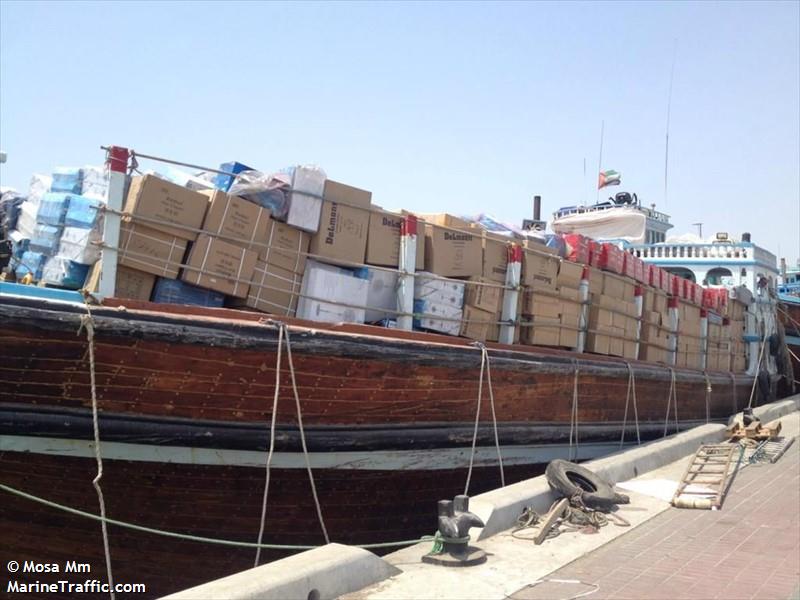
[545, 459, 630, 510]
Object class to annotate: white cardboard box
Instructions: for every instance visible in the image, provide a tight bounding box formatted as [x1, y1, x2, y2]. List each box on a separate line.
[357, 267, 399, 323]
[297, 260, 369, 324]
[287, 166, 326, 233]
[414, 272, 465, 308]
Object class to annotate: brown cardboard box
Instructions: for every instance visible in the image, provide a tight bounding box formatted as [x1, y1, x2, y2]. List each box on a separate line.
[557, 260, 584, 289]
[365, 209, 424, 269]
[523, 238, 559, 255]
[602, 272, 628, 300]
[586, 266, 603, 297]
[86, 263, 156, 301]
[520, 316, 561, 346]
[483, 233, 509, 283]
[245, 261, 302, 316]
[461, 305, 494, 342]
[465, 277, 503, 313]
[124, 175, 208, 241]
[588, 306, 614, 333]
[323, 179, 372, 208]
[522, 248, 559, 290]
[419, 213, 472, 230]
[558, 286, 580, 302]
[560, 317, 579, 348]
[609, 328, 625, 357]
[586, 332, 610, 354]
[424, 224, 482, 277]
[261, 218, 311, 274]
[309, 200, 369, 266]
[522, 291, 561, 318]
[119, 223, 188, 278]
[201, 190, 271, 254]
[182, 234, 257, 298]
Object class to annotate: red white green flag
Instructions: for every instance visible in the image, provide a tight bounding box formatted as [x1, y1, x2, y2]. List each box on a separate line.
[598, 169, 621, 189]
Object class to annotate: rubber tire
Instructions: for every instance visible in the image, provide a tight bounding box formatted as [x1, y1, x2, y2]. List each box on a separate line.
[545, 459, 630, 510]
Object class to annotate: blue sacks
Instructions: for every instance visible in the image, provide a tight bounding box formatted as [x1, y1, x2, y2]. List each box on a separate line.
[152, 277, 225, 307]
[50, 167, 83, 194]
[15, 251, 45, 281]
[64, 194, 102, 228]
[28, 224, 62, 254]
[41, 256, 90, 289]
[214, 161, 254, 192]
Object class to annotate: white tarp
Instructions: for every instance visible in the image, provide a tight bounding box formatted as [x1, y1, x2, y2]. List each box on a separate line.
[551, 207, 648, 244]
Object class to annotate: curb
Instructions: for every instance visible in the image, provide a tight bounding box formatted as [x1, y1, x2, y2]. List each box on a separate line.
[160, 543, 401, 600]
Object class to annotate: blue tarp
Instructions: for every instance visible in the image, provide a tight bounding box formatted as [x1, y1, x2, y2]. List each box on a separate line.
[152, 278, 225, 307]
[64, 194, 101, 229]
[50, 167, 83, 194]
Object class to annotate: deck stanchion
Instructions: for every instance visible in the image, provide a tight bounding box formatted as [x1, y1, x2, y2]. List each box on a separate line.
[98, 146, 129, 299]
[576, 266, 590, 353]
[634, 285, 644, 360]
[499, 244, 522, 345]
[700, 308, 709, 371]
[746, 305, 759, 375]
[397, 214, 418, 331]
[668, 296, 679, 366]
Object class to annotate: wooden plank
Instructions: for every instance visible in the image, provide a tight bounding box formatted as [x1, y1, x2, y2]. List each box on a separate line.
[535, 498, 569, 545]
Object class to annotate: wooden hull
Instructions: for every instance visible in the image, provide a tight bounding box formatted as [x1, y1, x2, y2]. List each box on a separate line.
[0, 292, 761, 596]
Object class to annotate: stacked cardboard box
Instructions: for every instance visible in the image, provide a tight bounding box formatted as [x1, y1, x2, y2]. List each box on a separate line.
[297, 260, 369, 324]
[676, 300, 703, 369]
[365, 209, 424, 270]
[461, 277, 503, 342]
[639, 287, 671, 364]
[519, 247, 565, 347]
[586, 272, 637, 358]
[420, 214, 482, 278]
[728, 299, 748, 372]
[706, 320, 731, 371]
[414, 272, 465, 336]
[309, 180, 371, 267]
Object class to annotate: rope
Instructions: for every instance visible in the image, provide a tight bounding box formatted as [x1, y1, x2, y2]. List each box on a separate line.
[730, 371, 738, 414]
[747, 316, 770, 409]
[569, 362, 580, 461]
[703, 370, 712, 424]
[464, 343, 505, 494]
[663, 367, 679, 437]
[255, 322, 330, 567]
[0, 483, 430, 550]
[254, 324, 284, 567]
[77, 299, 115, 600]
[619, 362, 641, 448]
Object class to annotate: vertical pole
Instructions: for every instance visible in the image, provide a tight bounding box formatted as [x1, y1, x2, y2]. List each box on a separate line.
[576, 266, 590, 353]
[700, 308, 708, 371]
[98, 146, 128, 299]
[499, 244, 522, 345]
[746, 304, 759, 376]
[668, 296, 679, 366]
[397, 214, 418, 331]
[634, 285, 644, 360]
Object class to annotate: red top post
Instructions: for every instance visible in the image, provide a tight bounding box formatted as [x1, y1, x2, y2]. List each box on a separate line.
[401, 214, 418, 237]
[106, 146, 129, 174]
[508, 244, 523, 264]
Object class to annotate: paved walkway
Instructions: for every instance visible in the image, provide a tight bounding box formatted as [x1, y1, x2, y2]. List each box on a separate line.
[513, 438, 800, 600]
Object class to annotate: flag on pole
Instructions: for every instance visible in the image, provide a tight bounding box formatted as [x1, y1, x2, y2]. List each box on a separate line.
[598, 169, 621, 189]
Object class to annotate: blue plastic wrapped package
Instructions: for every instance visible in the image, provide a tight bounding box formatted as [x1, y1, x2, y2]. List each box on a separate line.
[15, 251, 45, 281]
[9, 230, 29, 257]
[543, 233, 567, 258]
[28, 224, 62, 255]
[37, 193, 71, 226]
[41, 256, 91, 289]
[214, 161, 254, 192]
[28, 174, 52, 206]
[64, 194, 102, 228]
[228, 170, 292, 220]
[152, 277, 225, 307]
[50, 167, 83, 194]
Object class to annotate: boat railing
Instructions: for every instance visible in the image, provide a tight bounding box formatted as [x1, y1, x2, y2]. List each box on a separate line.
[630, 243, 755, 261]
[553, 204, 671, 224]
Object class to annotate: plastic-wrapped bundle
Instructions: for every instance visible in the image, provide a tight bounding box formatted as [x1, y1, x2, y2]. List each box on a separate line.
[152, 277, 225, 307]
[50, 167, 83, 194]
[214, 161, 254, 192]
[79, 166, 109, 200]
[28, 224, 62, 255]
[64, 194, 102, 228]
[28, 174, 52, 206]
[37, 193, 71, 226]
[229, 170, 292, 219]
[41, 256, 91, 289]
[14, 250, 46, 281]
[59, 226, 101, 264]
[9, 231, 29, 256]
[285, 165, 326, 233]
[0, 190, 25, 234]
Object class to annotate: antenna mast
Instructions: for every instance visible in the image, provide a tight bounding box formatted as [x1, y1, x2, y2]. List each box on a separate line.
[664, 39, 678, 205]
[596, 120, 604, 203]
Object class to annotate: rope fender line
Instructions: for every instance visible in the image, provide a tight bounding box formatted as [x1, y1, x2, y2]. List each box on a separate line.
[619, 361, 641, 448]
[702, 370, 712, 424]
[662, 367, 679, 438]
[78, 295, 115, 600]
[569, 361, 580, 461]
[0, 482, 432, 551]
[255, 321, 329, 567]
[464, 342, 505, 495]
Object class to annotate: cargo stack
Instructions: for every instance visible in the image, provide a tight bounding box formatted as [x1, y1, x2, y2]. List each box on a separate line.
[705, 318, 731, 371]
[413, 273, 465, 336]
[676, 300, 703, 369]
[519, 244, 563, 347]
[728, 295, 749, 372]
[586, 271, 637, 358]
[639, 286, 671, 364]
[461, 277, 503, 342]
[555, 259, 584, 349]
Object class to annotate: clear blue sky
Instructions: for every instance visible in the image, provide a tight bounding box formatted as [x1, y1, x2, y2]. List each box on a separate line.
[2, 1, 798, 265]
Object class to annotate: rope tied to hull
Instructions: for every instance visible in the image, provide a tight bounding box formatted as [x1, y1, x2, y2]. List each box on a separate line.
[464, 342, 505, 495]
[662, 367, 679, 438]
[255, 320, 329, 568]
[703, 370, 712, 424]
[77, 297, 115, 600]
[619, 362, 641, 448]
[569, 361, 580, 461]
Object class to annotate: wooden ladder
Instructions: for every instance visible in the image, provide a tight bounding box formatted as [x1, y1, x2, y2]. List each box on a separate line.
[671, 444, 738, 510]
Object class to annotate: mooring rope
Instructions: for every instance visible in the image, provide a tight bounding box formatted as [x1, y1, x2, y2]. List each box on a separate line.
[619, 362, 641, 448]
[77, 300, 115, 600]
[702, 370, 712, 424]
[747, 317, 770, 410]
[569, 361, 580, 461]
[663, 367, 679, 437]
[464, 343, 505, 494]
